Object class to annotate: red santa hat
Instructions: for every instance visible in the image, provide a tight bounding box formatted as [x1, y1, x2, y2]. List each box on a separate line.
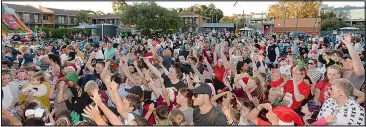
[272, 106, 304, 126]
[144, 52, 154, 63]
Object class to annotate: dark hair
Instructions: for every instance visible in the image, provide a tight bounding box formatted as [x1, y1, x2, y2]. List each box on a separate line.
[111, 73, 123, 84]
[177, 88, 193, 107]
[156, 105, 169, 120]
[23, 117, 45, 126]
[126, 94, 141, 111]
[60, 45, 67, 50]
[55, 110, 72, 123]
[171, 63, 183, 79]
[75, 121, 95, 126]
[239, 99, 255, 110]
[48, 54, 61, 67]
[132, 117, 150, 125]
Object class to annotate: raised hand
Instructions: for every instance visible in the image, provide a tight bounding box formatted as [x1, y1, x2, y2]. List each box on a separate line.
[266, 111, 279, 125]
[82, 104, 101, 121]
[342, 33, 352, 45]
[90, 89, 102, 105]
[148, 103, 156, 112]
[325, 115, 337, 123]
[109, 81, 119, 91]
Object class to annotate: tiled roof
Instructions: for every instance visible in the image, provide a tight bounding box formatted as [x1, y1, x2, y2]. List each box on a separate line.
[201, 23, 235, 28]
[46, 7, 80, 16]
[179, 12, 198, 16]
[3, 3, 42, 13]
[91, 14, 121, 19]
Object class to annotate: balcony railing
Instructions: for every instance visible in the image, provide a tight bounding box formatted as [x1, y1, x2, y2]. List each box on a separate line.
[22, 18, 42, 24]
[55, 20, 67, 24]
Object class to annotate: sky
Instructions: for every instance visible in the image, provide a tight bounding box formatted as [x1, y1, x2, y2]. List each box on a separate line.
[2, 1, 365, 16]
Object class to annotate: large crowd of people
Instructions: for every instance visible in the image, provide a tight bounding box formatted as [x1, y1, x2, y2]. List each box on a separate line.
[1, 31, 365, 126]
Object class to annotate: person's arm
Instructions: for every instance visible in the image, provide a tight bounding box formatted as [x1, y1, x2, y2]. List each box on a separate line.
[314, 88, 321, 105]
[211, 91, 228, 107]
[293, 80, 305, 102]
[144, 70, 161, 98]
[158, 62, 169, 75]
[274, 47, 280, 63]
[134, 61, 147, 82]
[220, 47, 228, 63]
[112, 82, 129, 122]
[48, 80, 57, 99]
[143, 57, 162, 77]
[344, 34, 365, 76]
[121, 63, 137, 85]
[213, 47, 218, 66]
[248, 103, 271, 125]
[144, 103, 155, 120]
[86, 52, 95, 74]
[57, 82, 68, 103]
[92, 87, 123, 125]
[190, 63, 204, 81]
[2, 107, 22, 125]
[354, 88, 365, 104]
[82, 104, 109, 126]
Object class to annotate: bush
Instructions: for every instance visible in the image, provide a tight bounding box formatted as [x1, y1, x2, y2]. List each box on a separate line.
[36, 27, 88, 39]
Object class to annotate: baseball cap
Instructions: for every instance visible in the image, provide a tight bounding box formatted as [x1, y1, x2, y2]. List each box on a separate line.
[268, 63, 279, 69]
[190, 82, 212, 96]
[126, 86, 143, 98]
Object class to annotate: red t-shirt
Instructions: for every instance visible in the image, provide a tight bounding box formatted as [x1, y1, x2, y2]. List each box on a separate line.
[257, 118, 271, 125]
[283, 80, 311, 109]
[242, 77, 249, 84]
[214, 65, 226, 82]
[270, 77, 284, 88]
[315, 80, 331, 104]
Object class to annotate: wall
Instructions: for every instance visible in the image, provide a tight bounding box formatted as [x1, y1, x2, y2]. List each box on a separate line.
[274, 18, 321, 35]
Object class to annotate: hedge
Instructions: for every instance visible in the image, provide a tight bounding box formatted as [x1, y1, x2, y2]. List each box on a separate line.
[30, 27, 91, 38]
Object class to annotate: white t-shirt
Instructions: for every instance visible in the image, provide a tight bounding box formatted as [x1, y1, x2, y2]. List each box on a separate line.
[2, 85, 14, 109]
[318, 98, 365, 125]
[60, 54, 69, 66]
[94, 50, 104, 60]
[279, 65, 292, 76]
[124, 113, 135, 125]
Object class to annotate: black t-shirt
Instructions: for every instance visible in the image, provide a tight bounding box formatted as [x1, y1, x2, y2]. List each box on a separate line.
[179, 50, 190, 59]
[161, 74, 187, 90]
[193, 106, 228, 126]
[94, 69, 107, 90]
[267, 44, 278, 62]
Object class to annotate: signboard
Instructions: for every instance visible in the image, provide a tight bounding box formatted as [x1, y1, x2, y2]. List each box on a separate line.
[333, 30, 337, 35]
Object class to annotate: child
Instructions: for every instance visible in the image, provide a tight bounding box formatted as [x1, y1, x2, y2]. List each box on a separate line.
[301, 100, 320, 125]
[12, 69, 30, 89]
[19, 71, 51, 109]
[64, 66, 78, 85]
[19, 45, 34, 68]
[67, 45, 76, 63]
[278, 57, 291, 77]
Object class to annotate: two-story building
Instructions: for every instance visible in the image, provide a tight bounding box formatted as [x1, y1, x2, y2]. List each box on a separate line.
[321, 6, 365, 30]
[44, 7, 79, 28]
[178, 12, 210, 33]
[4, 3, 43, 28]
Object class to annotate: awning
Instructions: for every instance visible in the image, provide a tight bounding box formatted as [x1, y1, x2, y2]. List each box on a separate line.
[239, 27, 254, 31]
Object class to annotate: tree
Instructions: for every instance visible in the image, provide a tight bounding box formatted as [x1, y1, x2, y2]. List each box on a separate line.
[95, 11, 105, 15]
[118, 2, 181, 36]
[219, 16, 234, 23]
[112, 0, 127, 14]
[180, 3, 223, 23]
[75, 10, 91, 24]
[320, 11, 348, 31]
[267, 0, 321, 18]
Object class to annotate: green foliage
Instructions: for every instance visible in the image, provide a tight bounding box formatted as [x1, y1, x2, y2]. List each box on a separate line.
[320, 11, 348, 31]
[321, 18, 347, 31]
[180, 3, 224, 23]
[112, 0, 127, 14]
[219, 16, 234, 23]
[118, 2, 181, 35]
[37, 27, 86, 38]
[75, 10, 91, 25]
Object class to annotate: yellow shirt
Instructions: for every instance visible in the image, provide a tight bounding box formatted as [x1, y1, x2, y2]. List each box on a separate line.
[19, 82, 51, 109]
[76, 50, 84, 60]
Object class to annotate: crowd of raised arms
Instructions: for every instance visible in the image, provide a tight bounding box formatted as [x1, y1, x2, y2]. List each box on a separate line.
[1, 31, 366, 126]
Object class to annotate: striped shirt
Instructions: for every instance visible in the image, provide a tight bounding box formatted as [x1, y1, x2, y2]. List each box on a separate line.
[107, 84, 131, 108]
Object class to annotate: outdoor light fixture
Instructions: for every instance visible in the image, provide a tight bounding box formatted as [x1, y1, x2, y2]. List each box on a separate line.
[278, 24, 280, 26]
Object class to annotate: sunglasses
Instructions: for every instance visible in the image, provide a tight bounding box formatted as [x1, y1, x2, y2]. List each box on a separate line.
[193, 93, 201, 98]
[309, 62, 315, 65]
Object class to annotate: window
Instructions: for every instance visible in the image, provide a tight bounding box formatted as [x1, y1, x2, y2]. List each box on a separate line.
[34, 14, 39, 23]
[16, 13, 20, 18]
[58, 16, 65, 24]
[110, 20, 113, 24]
[43, 15, 48, 20]
[25, 14, 30, 22]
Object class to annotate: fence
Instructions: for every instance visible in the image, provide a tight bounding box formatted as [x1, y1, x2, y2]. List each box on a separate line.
[320, 30, 365, 36]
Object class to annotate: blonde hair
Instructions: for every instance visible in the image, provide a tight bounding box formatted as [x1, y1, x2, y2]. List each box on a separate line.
[269, 88, 284, 100]
[84, 81, 98, 92]
[330, 78, 354, 97]
[168, 109, 185, 126]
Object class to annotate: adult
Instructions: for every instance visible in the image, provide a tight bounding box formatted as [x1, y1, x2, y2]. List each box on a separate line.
[175, 88, 194, 125]
[282, 65, 311, 110]
[307, 59, 323, 83]
[317, 78, 365, 125]
[1, 72, 20, 111]
[44, 54, 61, 78]
[342, 34, 365, 90]
[314, 65, 364, 105]
[85, 52, 107, 90]
[266, 39, 280, 64]
[190, 83, 228, 125]
[48, 78, 73, 116]
[104, 41, 116, 60]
